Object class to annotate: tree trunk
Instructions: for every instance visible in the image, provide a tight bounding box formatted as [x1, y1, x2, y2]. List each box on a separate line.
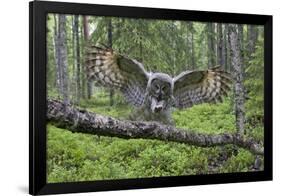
[47, 99, 264, 155]
[186, 22, 196, 69]
[80, 26, 86, 99]
[57, 15, 69, 104]
[74, 15, 81, 104]
[107, 18, 114, 106]
[139, 36, 143, 62]
[138, 20, 143, 62]
[71, 16, 76, 103]
[207, 23, 216, 68]
[171, 22, 177, 76]
[191, 27, 195, 69]
[238, 24, 244, 68]
[217, 23, 224, 67]
[83, 16, 92, 99]
[223, 24, 230, 71]
[247, 25, 259, 62]
[53, 14, 62, 97]
[228, 24, 245, 135]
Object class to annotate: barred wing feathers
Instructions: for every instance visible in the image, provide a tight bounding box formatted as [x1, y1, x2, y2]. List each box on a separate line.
[173, 67, 232, 109]
[85, 45, 149, 107]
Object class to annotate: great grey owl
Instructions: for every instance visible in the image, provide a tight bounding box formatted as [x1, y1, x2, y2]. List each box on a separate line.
[85, 45, 232, 124]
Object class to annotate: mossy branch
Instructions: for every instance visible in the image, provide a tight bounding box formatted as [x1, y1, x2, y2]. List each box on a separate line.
[47, 99, 264, 155]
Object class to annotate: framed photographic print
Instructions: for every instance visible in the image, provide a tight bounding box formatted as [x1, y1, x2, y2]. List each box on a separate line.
[29, 1, 272, 195]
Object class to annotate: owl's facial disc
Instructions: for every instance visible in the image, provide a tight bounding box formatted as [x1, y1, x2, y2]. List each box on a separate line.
[149, 78, 172, 113]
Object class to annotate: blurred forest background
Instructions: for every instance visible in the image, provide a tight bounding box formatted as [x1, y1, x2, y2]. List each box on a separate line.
[46, 14, 264, 183]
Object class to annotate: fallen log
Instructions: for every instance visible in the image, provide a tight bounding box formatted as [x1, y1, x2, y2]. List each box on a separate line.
[47, 99, 264, 155]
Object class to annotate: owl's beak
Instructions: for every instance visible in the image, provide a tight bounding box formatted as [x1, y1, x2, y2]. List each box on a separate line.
[151, 98, 164, 113]
[154, 105, 163, 112]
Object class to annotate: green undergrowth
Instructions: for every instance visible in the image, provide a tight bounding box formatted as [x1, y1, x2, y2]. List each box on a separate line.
[47, 91, 263, 183]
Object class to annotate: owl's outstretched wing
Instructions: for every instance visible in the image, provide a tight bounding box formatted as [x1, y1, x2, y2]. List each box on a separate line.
[173, 66, 232, 109]
[85, 45, 149, 107]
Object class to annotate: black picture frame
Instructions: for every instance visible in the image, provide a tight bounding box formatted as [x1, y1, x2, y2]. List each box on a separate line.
[29, 1, 273, 195]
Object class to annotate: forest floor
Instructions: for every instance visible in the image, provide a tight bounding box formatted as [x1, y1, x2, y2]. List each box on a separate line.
[47, 90, 263, 183]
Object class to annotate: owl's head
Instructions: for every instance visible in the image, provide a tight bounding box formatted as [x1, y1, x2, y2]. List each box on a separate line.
[147, 73, 173, 113]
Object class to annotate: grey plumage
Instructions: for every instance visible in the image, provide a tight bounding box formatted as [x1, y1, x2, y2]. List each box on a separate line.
[85, 45, 232, 124]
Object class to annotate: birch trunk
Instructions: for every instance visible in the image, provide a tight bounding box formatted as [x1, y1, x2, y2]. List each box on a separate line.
[228, 24, 245, 135]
